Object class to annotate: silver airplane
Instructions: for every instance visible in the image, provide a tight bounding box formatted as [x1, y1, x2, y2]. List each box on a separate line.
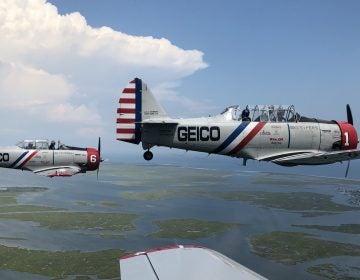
[116, 78, 360, 175]
[0, 138, 101, 177]
[120, 245, 267, 280]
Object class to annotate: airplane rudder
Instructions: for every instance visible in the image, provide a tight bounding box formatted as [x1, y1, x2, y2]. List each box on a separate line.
[116, 78, 142, 144]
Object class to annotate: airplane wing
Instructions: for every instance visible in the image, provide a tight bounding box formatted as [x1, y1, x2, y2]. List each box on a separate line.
[28, 166, 82, 177]
[120, 245, 268, 280]
[266, 149, 360, 166]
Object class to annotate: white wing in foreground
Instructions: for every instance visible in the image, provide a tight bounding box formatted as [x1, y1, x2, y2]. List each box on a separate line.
[120, 245, 267, 280]
[31, 166, 82, 177]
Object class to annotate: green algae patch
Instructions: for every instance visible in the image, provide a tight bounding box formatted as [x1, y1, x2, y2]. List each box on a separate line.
[0, 187, 48, 205]
[0, 196, 17, 204]
[0, 244, 126, 279]
[214, 191, 357, 213]
[76, 201, 93, 207]
[297, 211, 339, 218]
[0, 236, 26, 240]
[103, 164, 230, 187]
[0, 212, 138, 231]
[293, 224, 360, 234]
[121, 189, 205, 201]
[0, 205, 61, 213]
[122, 190, 180, 201]
[251, 173, 360, 187]
[120, 190, 357, 217]
[100, 233, 124, 239]
[150, 219, 241, 239]
[250, 231, 360, 265]
[0, 186, 48, 194]
[252, 173, 318, 186]
[306, 263, 360, 280]
[107, 180, 152, 187]
[100, 201, 121, 208]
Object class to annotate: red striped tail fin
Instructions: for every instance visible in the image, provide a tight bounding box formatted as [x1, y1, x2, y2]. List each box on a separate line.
[116, 78, 168, 144]
[116, 78, 142, 144]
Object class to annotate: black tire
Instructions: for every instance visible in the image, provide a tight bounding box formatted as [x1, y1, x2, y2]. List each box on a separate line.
[143, 151, 153, 161]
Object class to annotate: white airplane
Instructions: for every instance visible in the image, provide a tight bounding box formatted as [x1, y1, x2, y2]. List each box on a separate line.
[119, 245, 267, 280]
[0, 138, 101, 177]
[117, 78, 360, 175]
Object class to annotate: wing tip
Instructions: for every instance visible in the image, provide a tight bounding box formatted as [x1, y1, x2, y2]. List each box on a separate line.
[120, 245, 204, 260]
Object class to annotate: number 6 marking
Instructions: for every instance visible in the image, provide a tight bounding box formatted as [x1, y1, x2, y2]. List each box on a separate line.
[90, 154, 97, 163]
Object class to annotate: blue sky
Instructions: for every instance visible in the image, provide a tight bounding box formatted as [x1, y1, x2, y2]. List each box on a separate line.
[50, 0, 360, 117]
[0, 0, 359, 160]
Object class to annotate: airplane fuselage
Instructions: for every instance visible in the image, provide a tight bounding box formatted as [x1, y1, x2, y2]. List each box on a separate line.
[117, 78, 360, 167]
[0, 147, 87, 169]
[142, 117, 355, 165]
[0, 141, 100, 177]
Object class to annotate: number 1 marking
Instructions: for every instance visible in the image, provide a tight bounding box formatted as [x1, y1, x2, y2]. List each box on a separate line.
[344, 131, 349, 146]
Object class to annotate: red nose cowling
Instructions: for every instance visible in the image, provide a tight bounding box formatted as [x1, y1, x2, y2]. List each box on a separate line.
[336, 121, 358, 150]
[87, 148, 100, 171]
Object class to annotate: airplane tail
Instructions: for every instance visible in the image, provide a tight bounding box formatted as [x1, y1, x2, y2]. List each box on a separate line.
[116, 78, 168, 144]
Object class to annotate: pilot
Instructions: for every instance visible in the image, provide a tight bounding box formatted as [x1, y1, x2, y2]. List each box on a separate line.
[49, 140, 56, 150]
[277, 110, 286, 122]
[241, 108, 251, 121]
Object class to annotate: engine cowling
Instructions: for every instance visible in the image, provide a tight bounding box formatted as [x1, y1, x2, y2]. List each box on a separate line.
[87, 148, 100, 171]
[336, 121, 358, 150]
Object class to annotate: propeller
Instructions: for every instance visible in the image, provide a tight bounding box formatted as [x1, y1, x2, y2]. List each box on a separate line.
[97, 137, 101, 179]
[346, 104, 353, 125]
[345, 104, 353, 178]
[345, 160, 350, 178]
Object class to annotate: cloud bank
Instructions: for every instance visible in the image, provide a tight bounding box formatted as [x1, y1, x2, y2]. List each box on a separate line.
[0, 0, 207, 145]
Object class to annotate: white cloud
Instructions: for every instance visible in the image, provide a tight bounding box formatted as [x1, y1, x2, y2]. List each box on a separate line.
[0, 0, 208, 146]
[48, 103, 101, 125]
[0, 60, 101, 125]
[152, 81, 219, 117]
[0, 0, 207, 75]
[0, 60, 72, 108]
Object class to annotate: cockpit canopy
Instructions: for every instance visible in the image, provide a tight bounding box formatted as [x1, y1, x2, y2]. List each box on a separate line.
[220, 105, 300, 123]
[16, 140, 52, 150]
[16, 140, 87, 151]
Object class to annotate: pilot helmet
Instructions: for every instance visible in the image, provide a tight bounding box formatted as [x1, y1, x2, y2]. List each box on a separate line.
[277, 109, 285, 117]
[242, 108, 250, 118]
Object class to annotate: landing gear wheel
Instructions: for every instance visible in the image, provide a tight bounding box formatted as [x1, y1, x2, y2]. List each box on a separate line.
[143, 150, 153, 161]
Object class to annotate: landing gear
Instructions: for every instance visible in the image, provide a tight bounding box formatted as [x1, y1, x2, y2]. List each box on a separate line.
[143, 150, 153, 161]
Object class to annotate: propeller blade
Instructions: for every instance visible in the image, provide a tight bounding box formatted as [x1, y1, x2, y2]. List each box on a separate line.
[345, 160, 350, 178]
[346, 104, 353, 125]
[98, 137, 101, 158]
[97, 137, 101, 179]
[344, 105, 353, 178]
